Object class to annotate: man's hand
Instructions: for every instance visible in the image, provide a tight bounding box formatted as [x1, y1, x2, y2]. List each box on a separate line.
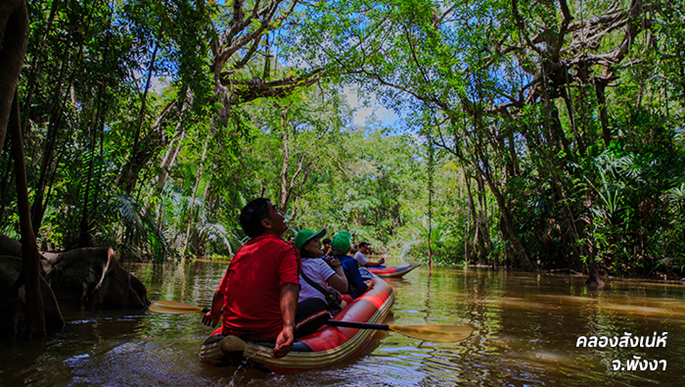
[365, 279, 375, 289]
[273, 282, 299, 358]
[202, 310, 220, 328]
[202, 290, 225, 328]
[272, 325, 294, 358]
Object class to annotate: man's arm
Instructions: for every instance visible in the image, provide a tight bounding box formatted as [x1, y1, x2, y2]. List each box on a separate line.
[272, 282, 299, 358]
[202, 290, 224, 327]
[363, 257, 385, 267]
[354, 251, 368, 266]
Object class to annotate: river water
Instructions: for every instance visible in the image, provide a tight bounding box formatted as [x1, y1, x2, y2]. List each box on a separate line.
[1, 258, 684, 386]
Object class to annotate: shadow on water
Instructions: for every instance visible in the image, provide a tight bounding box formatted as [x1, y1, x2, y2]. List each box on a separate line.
[2, 259, 685, 386]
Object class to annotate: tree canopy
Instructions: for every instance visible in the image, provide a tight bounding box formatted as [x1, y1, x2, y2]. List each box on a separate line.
[1, 0, 685, 279]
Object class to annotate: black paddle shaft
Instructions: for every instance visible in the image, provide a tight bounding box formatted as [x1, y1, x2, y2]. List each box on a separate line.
[326, 320, 390, 331]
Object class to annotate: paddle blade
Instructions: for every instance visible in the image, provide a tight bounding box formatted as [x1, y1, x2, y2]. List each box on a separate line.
[149, 300, 206, 314]
[388, 325, 473, 343]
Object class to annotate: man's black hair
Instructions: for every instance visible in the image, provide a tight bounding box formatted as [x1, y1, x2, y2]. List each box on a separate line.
[287, 236, 295, 241]
[239, 198, 272, 238]
[322, 238, 332, 244]
[359, 242, 369, 248]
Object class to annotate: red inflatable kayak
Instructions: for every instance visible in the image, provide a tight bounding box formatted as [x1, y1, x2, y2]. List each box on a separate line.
[367, 264, 421, 278]
[201, 276, 394, 373]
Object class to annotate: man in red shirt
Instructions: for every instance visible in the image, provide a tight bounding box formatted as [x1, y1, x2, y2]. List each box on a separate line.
[202, 198, 300, 358]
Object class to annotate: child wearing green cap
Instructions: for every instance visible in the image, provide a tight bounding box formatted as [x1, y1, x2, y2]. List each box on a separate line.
[331, 232, 374, 299]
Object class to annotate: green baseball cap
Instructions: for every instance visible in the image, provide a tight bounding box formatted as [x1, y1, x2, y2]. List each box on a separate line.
[331, 231, 351, 254]
[294, 228, 327, 250]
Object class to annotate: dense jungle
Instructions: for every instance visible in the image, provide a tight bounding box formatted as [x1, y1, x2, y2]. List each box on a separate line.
[1, 0, 685, 335]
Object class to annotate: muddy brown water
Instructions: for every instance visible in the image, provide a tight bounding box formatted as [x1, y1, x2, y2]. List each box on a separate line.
[1, 258, 684, 386]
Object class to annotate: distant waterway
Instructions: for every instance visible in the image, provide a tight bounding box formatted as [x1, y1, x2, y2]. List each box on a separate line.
[1, 258, 684, 386]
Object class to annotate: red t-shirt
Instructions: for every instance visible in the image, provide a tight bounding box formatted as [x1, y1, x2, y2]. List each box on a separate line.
[217, 233, 300, 341]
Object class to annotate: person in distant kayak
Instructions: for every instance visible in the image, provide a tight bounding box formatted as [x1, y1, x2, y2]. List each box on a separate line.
[293, 228, 348, 336]
[286, 235, 295, 246]
[354, 242, 385, 267]
[202, 198, 300, 358]
[331, 232, 374, 301]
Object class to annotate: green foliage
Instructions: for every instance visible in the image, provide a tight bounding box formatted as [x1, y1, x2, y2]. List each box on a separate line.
[3, 0, 685, 281]
[102, 194, 173, 262]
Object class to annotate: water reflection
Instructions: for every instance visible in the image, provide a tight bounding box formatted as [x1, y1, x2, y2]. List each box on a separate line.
[1, 260, 685, 386]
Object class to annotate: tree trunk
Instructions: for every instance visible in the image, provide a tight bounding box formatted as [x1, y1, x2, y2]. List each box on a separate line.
[29, 18, 82, 235]
[586, 261, 605, 288]
[182, 131, 211, 258]
[278, 108, 292, 212]
[464, 167, 476, 262]
[595, 81, 611, 145]
[154, 92, 188, 192]
[154, 127, 184, 193]
[10, 89, 47, 338]
[288, 196, 300, 223]
[0, 159, 16, 226]
[560, 78, 585, 156]
[475, 161, 532, 270]
[30, 96, 63, 234]
[0, 0, 47, 338]
[21, 0, 61, 135]
[0, 0, 29, 155]
[152, 116, 186, 225]
[476, 173, 493, 255]
[427, 138, 434, 267]
[117, 42, 159, 195]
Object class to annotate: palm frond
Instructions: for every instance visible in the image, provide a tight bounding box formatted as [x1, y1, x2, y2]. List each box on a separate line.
[197, 222, 243, 255]
[104, 194, 174, 261]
